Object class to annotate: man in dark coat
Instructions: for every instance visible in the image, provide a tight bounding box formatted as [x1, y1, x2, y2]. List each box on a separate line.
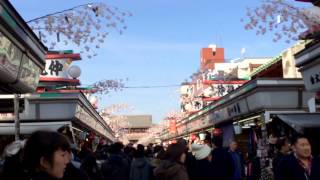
[130, 144, 152, 180]
[275, 135, 320, 180]
[228, 141, 244, 180]
[101, 142, 130, 180]
[272, 137, 290, 175]
[211, 137, 235, 180]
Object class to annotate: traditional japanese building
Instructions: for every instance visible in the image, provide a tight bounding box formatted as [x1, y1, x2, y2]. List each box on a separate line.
[0, 50, 115, 145]
[0, 0, 47, 113]
[108, 115, 153, 144]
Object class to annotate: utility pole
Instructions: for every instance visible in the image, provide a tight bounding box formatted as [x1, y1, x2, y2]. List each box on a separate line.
[14, 94, 20, 140]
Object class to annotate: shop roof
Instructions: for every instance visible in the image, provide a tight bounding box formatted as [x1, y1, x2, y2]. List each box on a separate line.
[124, 115, 153, 128]
[277, 113, 320, 133]
[250, 55, 282, 78]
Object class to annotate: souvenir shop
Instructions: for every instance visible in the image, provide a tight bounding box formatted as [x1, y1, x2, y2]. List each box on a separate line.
[209, 78, 320, 179]
[0, 92, 115, 154]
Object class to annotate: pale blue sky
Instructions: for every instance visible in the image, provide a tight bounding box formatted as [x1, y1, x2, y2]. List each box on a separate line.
[11, 0, 297, 123]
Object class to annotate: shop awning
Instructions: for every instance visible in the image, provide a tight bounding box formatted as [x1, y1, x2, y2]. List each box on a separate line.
[0, 121, 71, 135]
[277, 114, 320, 133]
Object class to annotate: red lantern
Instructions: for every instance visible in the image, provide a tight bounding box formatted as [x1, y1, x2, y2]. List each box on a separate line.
[168, 118, 177, 133]
[212, 128, 222, 136]
[190, 134, 197, 141]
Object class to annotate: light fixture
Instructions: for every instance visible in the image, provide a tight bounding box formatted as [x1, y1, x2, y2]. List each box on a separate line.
[199, 132, 206, 140]
[237, 115, 261, 123]
[68, 65, 81, 79]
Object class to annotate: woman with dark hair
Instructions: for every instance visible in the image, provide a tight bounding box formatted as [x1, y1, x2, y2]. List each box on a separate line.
[22, 130, 71, 180]
[153, 143, 188, 180]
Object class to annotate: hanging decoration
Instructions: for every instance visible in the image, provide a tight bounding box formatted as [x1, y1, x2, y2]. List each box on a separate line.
[242, 0, 320, 43]
[27, 2, 132, 59]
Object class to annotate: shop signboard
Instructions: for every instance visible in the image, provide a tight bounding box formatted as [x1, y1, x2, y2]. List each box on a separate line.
[0, 31, 23, 83]
[0, 30, 41, 92]
[201, 114, 213, 128]
[41, 58, 71, 80]
[188, 118, 203, 132]
[202, 83, 242, 99]
[19, 55, 41, 91]
[301, 60, 320, 91]
[210, 99, 249, 124]
[0, 113, 13, 121]
[75, 105, 96, 130]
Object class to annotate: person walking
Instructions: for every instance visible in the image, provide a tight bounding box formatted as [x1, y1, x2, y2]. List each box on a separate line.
[275, 135, 320, 180]
[130, 144, 152, 180]
[228, 141, 244, 180]
[272, 137, 290, 175]
[176, 138, 196, 180]
[101, 142, 130, 180]
[153, 143, 189, 180]
[191, 144, 215, 180]
[211, 137, 235, 180]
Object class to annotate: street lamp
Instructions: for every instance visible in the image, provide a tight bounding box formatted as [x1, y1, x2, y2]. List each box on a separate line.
[68, 65, 81, 79]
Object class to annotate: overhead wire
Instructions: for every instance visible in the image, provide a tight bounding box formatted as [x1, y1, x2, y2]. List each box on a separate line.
[123, 84, 181, 89]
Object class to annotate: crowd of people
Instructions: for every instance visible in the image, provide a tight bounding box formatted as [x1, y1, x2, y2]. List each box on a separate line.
[0, 130, 320, 180]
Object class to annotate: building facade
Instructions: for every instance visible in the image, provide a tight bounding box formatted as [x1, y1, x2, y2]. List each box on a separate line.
[108, 115, 153, 144]
[0, 0, 46, 94]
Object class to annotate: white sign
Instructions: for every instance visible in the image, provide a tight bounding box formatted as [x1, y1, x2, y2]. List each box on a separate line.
[0, 113, 14, 121]
[209, 99, 249, 124]
[41, 59, 70, 79]
[301, 61, 320, 91]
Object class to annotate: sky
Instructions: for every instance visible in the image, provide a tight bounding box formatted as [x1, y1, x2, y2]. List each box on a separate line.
[10, 0, 299, 123]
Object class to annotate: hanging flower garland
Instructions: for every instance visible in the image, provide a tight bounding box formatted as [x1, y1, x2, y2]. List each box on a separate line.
[91, 79, 126, 95]
[27, 2, 132, 58]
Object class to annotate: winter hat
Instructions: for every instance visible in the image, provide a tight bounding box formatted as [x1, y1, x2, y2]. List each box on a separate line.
[191, 144, 211, 160]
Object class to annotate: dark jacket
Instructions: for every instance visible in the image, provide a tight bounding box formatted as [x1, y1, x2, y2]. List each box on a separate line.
[246, 156, 261, 180]
[101, 154, 130, 180]
[274, 153, 320, 180]
[130, 157, 152, 180]
[153, 160, 189, 180]
[194, 159, 215, 180]
[211, 147, 235, 180]
[272, 152, 286, 175]
[185, 152, 197, 180]
[26, 172, 59, 180]
[81, 152, 103, 180]
[63, 163, 89, 180]
[229, 150, 245, 180]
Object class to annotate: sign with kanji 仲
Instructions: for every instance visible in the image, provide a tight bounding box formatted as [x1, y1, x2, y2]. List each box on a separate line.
[41, 59, 71, 80]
